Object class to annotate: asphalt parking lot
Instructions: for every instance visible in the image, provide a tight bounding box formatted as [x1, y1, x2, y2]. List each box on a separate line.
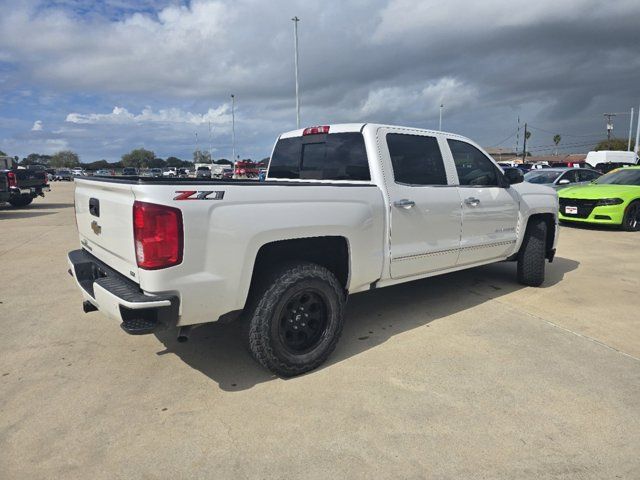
[1, 181, 639, 479]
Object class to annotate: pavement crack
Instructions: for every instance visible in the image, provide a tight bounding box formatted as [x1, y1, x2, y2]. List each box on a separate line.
[491, 296, 640, 364]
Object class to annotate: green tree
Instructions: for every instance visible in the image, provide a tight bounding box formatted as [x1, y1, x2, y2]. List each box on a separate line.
[21, 153, 52, 166]
[0, 150, 6, 156]
[147, 157, 167, 168]
[214, 158, 232, 165]
[165, 156, 184, 167]
[121, 148, 155, 168]
[594, 138, 635, 151]
[86, 160, 110, 170]
[553, 134, 561, 156]
[50, 150, 80, 168]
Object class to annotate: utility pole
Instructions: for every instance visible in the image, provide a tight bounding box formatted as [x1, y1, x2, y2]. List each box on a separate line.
[208, 121, 213, 161]
[628, 107, 634, 152]
[231, 94, 236, 167]
[522, 123, 528, 162]
[194, 131, 199, 162]
[439, 104, 443, 131]
[635, 105, 640, 156]
[515, 115, 520, 158]
[604, 113, 616, 149]
[292, 16, 301, 129]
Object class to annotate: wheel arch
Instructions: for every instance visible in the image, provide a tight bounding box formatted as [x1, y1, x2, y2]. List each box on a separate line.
[243, 236, 351, 311]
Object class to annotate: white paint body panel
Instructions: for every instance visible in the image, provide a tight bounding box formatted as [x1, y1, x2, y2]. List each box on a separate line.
[72, 123, 559, 327]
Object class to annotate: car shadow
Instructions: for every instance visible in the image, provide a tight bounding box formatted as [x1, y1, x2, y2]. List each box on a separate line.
[559, 221, 621, 232]
[155, 257, 579, 392]
[0, 209, 56, 220]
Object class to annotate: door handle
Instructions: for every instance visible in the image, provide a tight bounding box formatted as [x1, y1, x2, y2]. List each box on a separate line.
[464, 197, 480, 207]
[394, 199, 415, 209]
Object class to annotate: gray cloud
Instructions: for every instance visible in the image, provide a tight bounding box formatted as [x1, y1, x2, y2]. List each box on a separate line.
[0, 0, 639, 161]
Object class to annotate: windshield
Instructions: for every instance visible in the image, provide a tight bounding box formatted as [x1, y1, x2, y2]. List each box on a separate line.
[524, 171, 562, 184]
[595, 169, 640, 186]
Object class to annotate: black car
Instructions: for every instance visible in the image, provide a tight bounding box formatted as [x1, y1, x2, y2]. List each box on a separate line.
[591, 162, 637, 175]
[0, 156, 48, 207]
[0, 172, 9, 204]
[122, 167, 138, 176]
[196, 166, 212, 178]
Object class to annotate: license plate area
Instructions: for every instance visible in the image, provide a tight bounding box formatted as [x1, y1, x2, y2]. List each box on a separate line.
[565, 206, 578, 215]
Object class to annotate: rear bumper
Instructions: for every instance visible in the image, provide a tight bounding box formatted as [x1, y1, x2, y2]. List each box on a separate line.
[67, 249, 179, 334]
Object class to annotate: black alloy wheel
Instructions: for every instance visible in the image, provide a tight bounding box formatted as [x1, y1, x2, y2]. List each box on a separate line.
[276, 289, 328, 355]
[622, 201, 640, 231]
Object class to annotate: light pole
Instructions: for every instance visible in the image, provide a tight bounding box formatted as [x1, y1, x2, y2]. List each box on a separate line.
[628, 107, 634, 152]
[635, 105, 640, 156]
[292, 16, 301, 129]
[231, 94, 236, 167]
[439, 104, 443, 131]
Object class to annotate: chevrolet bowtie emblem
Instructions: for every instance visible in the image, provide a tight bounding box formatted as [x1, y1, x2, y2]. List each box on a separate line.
[91, 220, 102, 235]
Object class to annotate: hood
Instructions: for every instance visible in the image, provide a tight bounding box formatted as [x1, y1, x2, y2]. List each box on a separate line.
[559, 183, 640, 199]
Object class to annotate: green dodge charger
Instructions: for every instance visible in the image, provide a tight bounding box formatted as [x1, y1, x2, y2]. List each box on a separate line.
[558, 166, 640, 231]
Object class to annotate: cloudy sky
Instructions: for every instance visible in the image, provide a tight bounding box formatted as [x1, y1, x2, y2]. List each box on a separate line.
[1, 0, 639, 162]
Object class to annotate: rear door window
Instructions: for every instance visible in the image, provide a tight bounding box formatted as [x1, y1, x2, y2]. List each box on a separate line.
[386, 134, 448, 185]
[269, 132, 370, 181]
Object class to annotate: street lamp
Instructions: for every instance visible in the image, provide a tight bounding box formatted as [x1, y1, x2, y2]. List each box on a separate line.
[292, 16, 300, 129]
[231, 94, 236, 167]
[439, 103, 444, 131]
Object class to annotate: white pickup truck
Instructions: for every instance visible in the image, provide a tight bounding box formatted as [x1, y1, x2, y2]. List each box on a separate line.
[68, 123, 559, 376]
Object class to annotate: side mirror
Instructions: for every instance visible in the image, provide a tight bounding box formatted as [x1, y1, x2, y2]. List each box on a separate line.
[503, 168, 524, 186]
[557, 178, 570, 185]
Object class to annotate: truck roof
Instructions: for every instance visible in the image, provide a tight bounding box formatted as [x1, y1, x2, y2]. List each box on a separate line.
[278, 123, 468, 141]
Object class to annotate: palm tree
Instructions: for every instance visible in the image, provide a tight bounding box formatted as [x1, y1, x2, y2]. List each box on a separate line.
[553, 134, 561, 156]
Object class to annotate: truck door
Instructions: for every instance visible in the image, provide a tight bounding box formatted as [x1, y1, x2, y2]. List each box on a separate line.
[445, 139, 519, 266]
[379, 129, 463, 279]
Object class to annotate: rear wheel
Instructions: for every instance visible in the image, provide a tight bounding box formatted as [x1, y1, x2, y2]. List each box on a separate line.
[517, 218, 547, 287]
[8, 194, 33, 208]
[246, 262, 346, 377]
[621, 201, 640, 231]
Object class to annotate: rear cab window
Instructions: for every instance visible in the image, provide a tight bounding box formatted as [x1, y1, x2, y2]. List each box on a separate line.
[269, 132, 371, 181]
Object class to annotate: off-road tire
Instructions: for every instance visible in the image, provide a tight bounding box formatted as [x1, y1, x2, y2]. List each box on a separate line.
[247, 262, 346, 377]
[517, 218, 547, 287]
[621, 200, 640, 232]
[8, 194, 33, 208]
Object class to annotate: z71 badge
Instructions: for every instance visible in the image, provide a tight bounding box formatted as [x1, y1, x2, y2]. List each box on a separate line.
[173, 191, 225, 201]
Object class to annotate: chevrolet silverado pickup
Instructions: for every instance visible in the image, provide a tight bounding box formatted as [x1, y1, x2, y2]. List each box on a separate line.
[68, 123, 559, 376]
[0, 157, 49, 207]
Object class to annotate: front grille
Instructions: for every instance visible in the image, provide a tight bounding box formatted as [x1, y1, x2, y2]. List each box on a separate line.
[559, 198, 597, 219]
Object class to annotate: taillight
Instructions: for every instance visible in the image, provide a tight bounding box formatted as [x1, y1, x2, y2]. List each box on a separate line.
[43, 172, 48, 184]
[133, 201, 183, 270]
[303, 125, 330, 135]
[7, 172, 16, 188]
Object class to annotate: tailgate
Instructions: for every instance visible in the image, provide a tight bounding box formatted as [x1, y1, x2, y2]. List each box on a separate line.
[16, 169, 46, 187]
[74, 179, 139, 282]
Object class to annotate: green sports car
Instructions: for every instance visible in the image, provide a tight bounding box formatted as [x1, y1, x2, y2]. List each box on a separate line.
[558, 166, 640, 231]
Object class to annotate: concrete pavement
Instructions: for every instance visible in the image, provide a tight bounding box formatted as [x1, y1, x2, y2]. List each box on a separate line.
[1, 181, 639, 479]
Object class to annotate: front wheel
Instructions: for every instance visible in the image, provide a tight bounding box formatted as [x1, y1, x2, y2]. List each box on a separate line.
[246, 262, 346, 377]
[621, 201, 640, 232]
[517, 218, 547, 287]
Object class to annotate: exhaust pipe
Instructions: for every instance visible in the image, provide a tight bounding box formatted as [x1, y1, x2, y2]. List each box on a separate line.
[177, 326, 192, 343]
[83, 300, 98, 313]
